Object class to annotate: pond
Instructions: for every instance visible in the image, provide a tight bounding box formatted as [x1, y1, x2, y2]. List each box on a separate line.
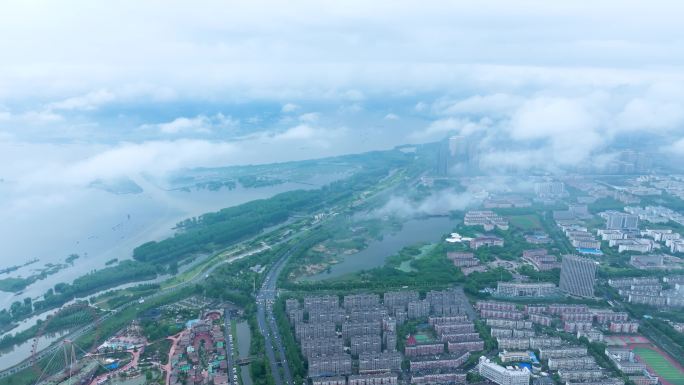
[305, 216, 455, 280]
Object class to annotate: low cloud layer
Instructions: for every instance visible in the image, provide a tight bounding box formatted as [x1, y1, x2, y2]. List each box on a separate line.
[377, 190, 480, 217]
[0, 1, 683, 222]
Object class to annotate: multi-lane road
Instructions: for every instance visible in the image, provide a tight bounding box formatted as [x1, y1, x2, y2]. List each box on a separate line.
[224, 309, 240, 385]
[256, 249, 294, 385]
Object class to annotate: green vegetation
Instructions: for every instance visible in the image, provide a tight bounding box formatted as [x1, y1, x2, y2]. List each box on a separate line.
[0, 258, 38, 275]
[588, 197, 625, 213]
[193, 180, 237, 191]
[88, 283, 161, 310]
[0, 277, 34, 292]
[274, 297, 306, 385]
[65, 253, 80, 265]
[463, 268, 512, 296]
[135, 152, 410, 268]
[141, 339, 172, 365]
[238, 175, 284, 188]
[285, 242, 464, 292]
[32, 260, 157, 312]
[517, 265, 561, 284]
[508, 214, 542, 230]
[397, 320, 421, 352]
[639, 319, 684, 366]
[642, 193, 684, 212]
[0, 262, 73, 293]
[284, 216, 403, 280]
[0, 302, 97, 351]
[0, 261, 158, 334]
[389, 244, 432, 272]
[474, 320, 496, 351]
[141, 318, 184, 341]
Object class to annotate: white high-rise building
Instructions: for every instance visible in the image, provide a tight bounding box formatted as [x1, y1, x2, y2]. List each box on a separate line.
[478, 356, 530, 385]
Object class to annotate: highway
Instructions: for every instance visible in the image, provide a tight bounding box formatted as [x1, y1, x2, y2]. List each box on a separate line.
[247, 172, 416, 385]
[224, 309, 239, 385]
[256, 250, 294, 385]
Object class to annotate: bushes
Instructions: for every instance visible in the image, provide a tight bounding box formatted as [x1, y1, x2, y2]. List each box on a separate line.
[462, 267, 512, 296]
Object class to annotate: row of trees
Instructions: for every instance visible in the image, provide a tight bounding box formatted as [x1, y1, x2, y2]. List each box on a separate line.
[273, 297, 306, 385]
[32, 260, 157, 312]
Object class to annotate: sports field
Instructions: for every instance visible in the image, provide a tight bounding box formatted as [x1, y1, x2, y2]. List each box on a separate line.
[414, 332, 433, 343]
[509, 215, 541, 230]
[632, 346, 684, 385]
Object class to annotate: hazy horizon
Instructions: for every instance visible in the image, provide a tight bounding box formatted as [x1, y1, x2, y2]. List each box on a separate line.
[2, 0, 684, 280]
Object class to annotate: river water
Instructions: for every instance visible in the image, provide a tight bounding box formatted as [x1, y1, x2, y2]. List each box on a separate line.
[0, 172, 344, 371]
[0, 330, 69, 371]
[0, 173, 344, 310]
[305, 216, 455, 280]
[236, 321, 253, 385]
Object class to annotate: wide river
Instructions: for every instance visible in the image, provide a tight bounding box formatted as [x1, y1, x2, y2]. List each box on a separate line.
[0, 173, 343, 310]
[0, 172, 347, 371]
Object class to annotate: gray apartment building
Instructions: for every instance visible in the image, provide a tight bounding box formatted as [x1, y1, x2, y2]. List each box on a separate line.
[560, 255, 597, 297]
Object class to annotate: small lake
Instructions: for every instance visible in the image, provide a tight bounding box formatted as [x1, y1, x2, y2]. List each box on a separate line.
[305, 216, 455, 280]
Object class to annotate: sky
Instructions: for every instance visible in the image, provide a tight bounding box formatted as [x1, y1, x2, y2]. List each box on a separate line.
[1, 0, 684, 192]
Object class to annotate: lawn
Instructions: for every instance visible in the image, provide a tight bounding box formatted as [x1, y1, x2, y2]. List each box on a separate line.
[633, 346, 684, 385]
[509, 215, 542, 230]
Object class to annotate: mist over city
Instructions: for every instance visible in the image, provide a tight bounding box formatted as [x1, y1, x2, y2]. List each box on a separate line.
[1, 2, 684, 385]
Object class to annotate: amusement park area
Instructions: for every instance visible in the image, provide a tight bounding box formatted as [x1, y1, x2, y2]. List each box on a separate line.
[0, 295, 248, 385]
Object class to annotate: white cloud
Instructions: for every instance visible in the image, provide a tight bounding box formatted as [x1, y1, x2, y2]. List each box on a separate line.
[0, 0, 682, 177]
[384, 113, 399, 120]
[298, 112, 320, 123]
[615, 98, 684, 133]
[14, 140, 238, 191]
[411, 88, 684, 172]
[435, 93, 522, 117]
[663, 138, 684, 156]
[411, 117, 492, 141]
[48, 89, 116, 111]
[377, 188, 483, 217]
[140, 113, 238, 135]
[270, 124, 345, 147]
[338, 103, 363, 114]
[17, 110, 64, 123]
[415, 102, 428, 112]
[505, 97, 605, 164]
[281, 103, 300, 113]
[274, 125, 318, 140]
